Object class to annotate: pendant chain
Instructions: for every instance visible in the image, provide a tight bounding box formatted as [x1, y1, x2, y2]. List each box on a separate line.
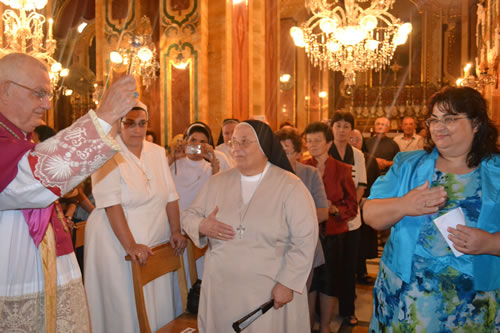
[0, 120, 20, 140]
[238, 164, 269, 239]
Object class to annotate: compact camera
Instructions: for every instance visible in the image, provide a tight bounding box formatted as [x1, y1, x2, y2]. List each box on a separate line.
[185, 144, 202, 155]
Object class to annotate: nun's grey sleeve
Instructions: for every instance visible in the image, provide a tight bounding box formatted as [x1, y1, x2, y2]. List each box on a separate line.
[181, 178, 211, 248]
[309, 168, 329, 209]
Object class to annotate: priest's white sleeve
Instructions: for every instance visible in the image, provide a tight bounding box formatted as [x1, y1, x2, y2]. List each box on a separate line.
[27, 110, 120, 198]
[0, 111, 118, 210]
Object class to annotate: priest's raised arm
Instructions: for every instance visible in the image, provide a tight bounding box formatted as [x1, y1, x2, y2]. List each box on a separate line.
[0, 52, 137, 333]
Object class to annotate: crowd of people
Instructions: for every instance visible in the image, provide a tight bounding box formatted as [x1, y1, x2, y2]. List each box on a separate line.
[1, 52, 499, 333]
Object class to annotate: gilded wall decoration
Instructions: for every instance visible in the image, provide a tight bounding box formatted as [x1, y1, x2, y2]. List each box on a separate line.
[160, 0, 201, 144]
[104, 0, 136, 44]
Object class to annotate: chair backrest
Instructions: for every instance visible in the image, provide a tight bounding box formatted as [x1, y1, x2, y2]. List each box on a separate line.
[186, 238, 208, 285]
[73, 221, 86, 249]
[125, 242, 188, 333]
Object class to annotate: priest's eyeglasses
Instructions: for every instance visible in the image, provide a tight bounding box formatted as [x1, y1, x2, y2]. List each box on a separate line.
[228, 139, 257, 148]
[121, 120, 149, 129]
[8, 80, 53, 101]
[425, 115, 467, 128]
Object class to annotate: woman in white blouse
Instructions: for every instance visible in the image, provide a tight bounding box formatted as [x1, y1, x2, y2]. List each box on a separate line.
[84, 102, 186, 333]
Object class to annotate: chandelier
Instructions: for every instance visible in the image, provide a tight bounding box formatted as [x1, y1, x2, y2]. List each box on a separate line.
[456, 63, 496, 90]
[290, 0, 412, 85]
[0, 0, 68, 87]
[109, 16, 160, 90]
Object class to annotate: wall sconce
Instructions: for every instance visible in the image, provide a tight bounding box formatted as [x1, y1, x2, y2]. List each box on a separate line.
[456, 63, 496, 89]
[279, 73, 293, 91]
[171, 53, 190, 70]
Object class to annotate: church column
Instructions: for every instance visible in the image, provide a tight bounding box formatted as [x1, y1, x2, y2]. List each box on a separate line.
[264, 0, 279, 129]
[232, 0, 249, 122]
[206, 0, 232, 136]
[160, 0, 205, 145]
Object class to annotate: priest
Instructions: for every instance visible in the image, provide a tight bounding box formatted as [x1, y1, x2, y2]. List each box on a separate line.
[0, 53, 137, 332]
[182, 120, 318, 332]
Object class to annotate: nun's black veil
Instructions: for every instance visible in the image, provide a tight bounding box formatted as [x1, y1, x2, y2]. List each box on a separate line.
[242, 120, 295, 174]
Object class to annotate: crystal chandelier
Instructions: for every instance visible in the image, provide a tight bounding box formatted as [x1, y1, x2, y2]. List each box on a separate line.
[0, 0, 68, 87]
[109, 16, 160, 90]
[290, 0, 412, 85]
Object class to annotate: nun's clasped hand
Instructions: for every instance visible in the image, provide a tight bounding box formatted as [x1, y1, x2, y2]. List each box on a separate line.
[199, 206, 236, 241]
[402, 180, 447, 216]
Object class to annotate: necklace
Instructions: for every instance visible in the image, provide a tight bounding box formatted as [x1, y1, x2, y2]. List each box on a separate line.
[0, 120, 20, 139]
[237, 163, 270, 239]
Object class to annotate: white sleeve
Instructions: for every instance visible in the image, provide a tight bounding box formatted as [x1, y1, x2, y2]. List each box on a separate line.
[215, 150, 231, 171]
[160, 149, 180, 203]
[0, 154, 58, 210]
[353, 148, 367, 187]
[97, 118, 112, 134]
[91, 157, 122, 209]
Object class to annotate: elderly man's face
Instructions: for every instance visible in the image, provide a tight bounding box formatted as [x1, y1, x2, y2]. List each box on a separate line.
[401, 117, 416, 136]
[222, 122, 237, 144]
[374, 117, 390, 135]
[349, 131, 363, 150]
[3, 62, 51, 133]
[230, 124, 268, 175]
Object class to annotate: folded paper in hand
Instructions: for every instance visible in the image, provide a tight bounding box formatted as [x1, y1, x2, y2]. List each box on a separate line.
[433, 207, 466, 257]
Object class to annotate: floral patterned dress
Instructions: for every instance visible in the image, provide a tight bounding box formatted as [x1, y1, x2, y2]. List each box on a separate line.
[370, 168, 500, 332]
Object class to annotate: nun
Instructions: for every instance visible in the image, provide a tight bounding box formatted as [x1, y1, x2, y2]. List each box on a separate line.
[182, 120, 318, 332]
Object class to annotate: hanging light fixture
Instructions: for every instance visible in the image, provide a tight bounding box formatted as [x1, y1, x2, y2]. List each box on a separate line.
[290, 0, 412, 85]
[0, 0, 69, 87]
[109, 16, 160, 90]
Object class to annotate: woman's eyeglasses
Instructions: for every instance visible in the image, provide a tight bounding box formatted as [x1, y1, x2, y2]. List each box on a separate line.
[425, 115, 467, 128]
[121, 120, 149, 129]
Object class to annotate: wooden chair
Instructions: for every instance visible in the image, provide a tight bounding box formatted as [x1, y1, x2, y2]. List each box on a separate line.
[125, 242, 197, 333]
[186, 239, 208, 285]
[72, 220, 86, 249]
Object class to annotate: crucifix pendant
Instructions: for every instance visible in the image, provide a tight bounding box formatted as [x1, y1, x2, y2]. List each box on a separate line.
[236, 224, 246, 239]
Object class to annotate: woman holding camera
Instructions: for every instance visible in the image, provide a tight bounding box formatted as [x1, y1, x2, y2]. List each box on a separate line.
[169, 122, 224, 212]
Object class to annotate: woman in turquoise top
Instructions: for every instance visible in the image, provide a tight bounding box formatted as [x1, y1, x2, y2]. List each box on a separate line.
[363, 86, 500, 332]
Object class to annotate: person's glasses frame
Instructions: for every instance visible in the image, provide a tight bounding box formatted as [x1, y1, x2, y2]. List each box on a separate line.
[8, 80, 54, 101]
[121, 119, 149, 129]
[228, 139, 257, 149]
[425, 115, 468, 128]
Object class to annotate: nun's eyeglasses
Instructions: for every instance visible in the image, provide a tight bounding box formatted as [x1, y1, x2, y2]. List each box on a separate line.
[228, 139, 257, 148]
[121, 120, 149, 129]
